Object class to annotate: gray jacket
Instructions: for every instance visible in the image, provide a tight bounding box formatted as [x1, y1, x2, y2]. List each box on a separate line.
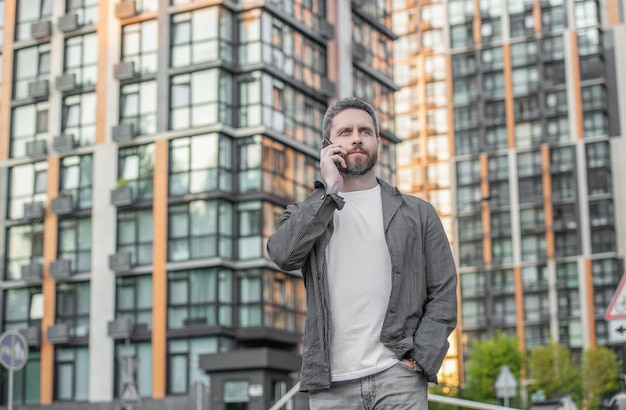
[266, 179, 457, 391]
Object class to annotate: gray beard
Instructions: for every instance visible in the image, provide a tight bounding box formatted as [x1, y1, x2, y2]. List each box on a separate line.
[339, 151, 378, 176]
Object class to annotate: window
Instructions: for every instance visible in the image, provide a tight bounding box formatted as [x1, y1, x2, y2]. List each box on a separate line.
[514, 95, 540, 121]
[559, 320, 583, 348]
[493, 296, 516, 325]
[511, 66, 539, 95]
[171, 7, 234, 67]
[118, 144, 155, 201]
[352, 15, 394, 78]
[115, 275, 152, 330]
[167, 337, 229, 394]
[120, 81, 157, 136]
[62, 93, 96, 146]
[450, 23, 473, 49]
[521, 234, 547, 261]
[168, 200, 233, 261]
[456, 160, 480, 186]
[115, 343, 152, 397]
[13, 44, 50, 99]
[492, 238, 513, 264]
[522, 265, 548, 291]
[169, 134, 233, 195]
[488, 154, 508, 181]
[63, 33, 98, 87]
[524, 293, 550, 321]
[525, 324, 550, 348]
[167, 268, 233, 328]
[577, 28, 601, 56]
[492, 269, 515, 294]
[517, 150, 542, 177]
[520, 207, 544, 232]
[134, 0, 158, 13]
[239, 269, 305, 332]
[59, 155, 93, 210]
[55, 347, 88, 401]
[15, 0, 52, 41]
[483, 71, 505, 98]
[453, 77, 477, 104]
[11, 102, 48, 157]
[65, 0, 98, 26]
[509, 12, 534, 38]
[56, 282, 90, 338]
[583, 112, 608, 138]
[454, 105, 479, 131]
[556, 262, 578, 288]
[458, 215, 482, 241]
[460, 272, 486, 297]
[461, 300, 486, 327]
[491, 211, 511, 237]
[238, 201, 262, 259]
[6, 224, 44, 281]
[586, 141, 610, 168]
[238, 136, 262, 193]
[459, 241, 483, 267]
[3, 287, 43, 330]
[554, 230, 580, 257]
[574, 0, 599, 28]
[170, 69, 233, 129]
[353, 69, 395, 135]
[581, 84, 607, 112]
[485, 126, 508, 151]
[452, 52, 477, 77]
[121, 20, 158, 75]
[8, 162, 47, 220]
[541, 5, 566, 33]
[0, 351, 41, 405]
[58, 217, 91, 274]
[551, 174, 576, 201]
[117, 209, 154, 266]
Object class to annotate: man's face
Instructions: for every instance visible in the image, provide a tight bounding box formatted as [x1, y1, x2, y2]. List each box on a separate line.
[329, 108, 379, 176]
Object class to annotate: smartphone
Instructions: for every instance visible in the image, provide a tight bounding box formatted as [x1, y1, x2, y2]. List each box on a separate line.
[322, 138, 342, 157]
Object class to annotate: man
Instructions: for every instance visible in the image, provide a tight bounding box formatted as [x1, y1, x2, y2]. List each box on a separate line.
[267, 97, 457, 409]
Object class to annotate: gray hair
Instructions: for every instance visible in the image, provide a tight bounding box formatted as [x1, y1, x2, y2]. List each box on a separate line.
[321, 97, 380, 141]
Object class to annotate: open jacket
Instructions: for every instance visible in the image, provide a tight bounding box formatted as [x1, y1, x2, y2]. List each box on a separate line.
[266, 179, 457, 392]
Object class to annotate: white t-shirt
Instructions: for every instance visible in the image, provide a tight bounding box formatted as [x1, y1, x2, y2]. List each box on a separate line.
[325, 184, 397, 381]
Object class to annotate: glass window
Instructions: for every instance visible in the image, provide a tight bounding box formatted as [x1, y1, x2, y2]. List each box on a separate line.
[556, 262, 578, 288]
[122, 19, 158, 75]
[15, 0, 52, 41]
[586, 140, 610, 168]
[512, 66, 539, 95]
[521, 234, 546, 261]
[3, 287, 43, 330]
[58, 217, 91, 273]
[115, 275, 152, 330]
[63, 33, 98, 87]
[134, 0, 157, 13]
[11, 102, 48, 158]
[462, 299, 486, 326]
[238, 269, 305, 332]
[456, 159, 480, 186]
[167, 268, 233, 329]
[62, 93, 97, 148]
[492, 269, 515, 294]
[168, 200, 233, 261]
[8, 162, 47, 220]
[59, 155, 93, 210]
[0, 351, 41, 404]
[115, 342, 152, 397]
[460, 272, 486, 297]
[120, 81, 157, 136]
[56, 282, 90, 338]
[170, 69, 233, 129]
[6, 224, 44, 280]
[55, 347, 88, 401]
[65, 0, 98, 26]
[13, 44, 50, 99]
[574, 0, 599, 28]
[238, 201, 262, 259]
[117, 209, 154, 266]
[170, 133, 233, 195]
[172, 7, 233, 67]
[167, 337, 229, 394]
[118, 144, 155, 201]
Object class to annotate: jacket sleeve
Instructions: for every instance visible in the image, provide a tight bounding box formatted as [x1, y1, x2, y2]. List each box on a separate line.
[267, 181, 344, 272]
[412, 202, 458, 382]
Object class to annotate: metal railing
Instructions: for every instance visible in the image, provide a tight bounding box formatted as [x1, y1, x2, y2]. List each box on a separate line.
[269, 381, 521, 410]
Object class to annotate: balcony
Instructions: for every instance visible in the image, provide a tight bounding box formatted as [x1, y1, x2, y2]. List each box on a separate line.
[31, 20, 51, 39]
[21, 263, 43, 283]
[56, 73, 77, 92]
[28, 79, 49, 98]
[51, 194, 75, 216]
[53, 134, 76, 153]
[112, 123, 135, 142]
[108, 318, 134, 340]
[49, 259, 72, 281]
[320, 78, 336, 98]
[47, 323, 71, 344]
[26, 140, 47, 159]
[319, 19, 334, 40]
[109, 252, 133, 273]
[114, 61, 137, 81]
[115, 0, 137, 19]
[58, 13, 79, 32]
[351, 41, 367, 62]
[23, 201, 45, 221]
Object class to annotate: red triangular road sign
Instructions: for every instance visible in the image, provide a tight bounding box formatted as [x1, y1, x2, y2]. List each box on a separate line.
[606, 273, 626, 320]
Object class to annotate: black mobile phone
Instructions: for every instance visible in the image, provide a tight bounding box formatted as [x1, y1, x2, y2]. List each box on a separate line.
[322, 138, 342, 157]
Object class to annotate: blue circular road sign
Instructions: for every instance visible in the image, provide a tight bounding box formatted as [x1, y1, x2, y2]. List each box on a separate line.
[0, 330, 29, 371]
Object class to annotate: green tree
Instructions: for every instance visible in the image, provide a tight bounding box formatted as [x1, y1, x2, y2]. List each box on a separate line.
[527, 340, 582, 405]
[463, 330, 523, 405]
[582, 346, 621, 410]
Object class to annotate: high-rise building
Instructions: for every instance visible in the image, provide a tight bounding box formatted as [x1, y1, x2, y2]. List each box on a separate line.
[393, 0, 626, 388]
[0, 1, 396, 409]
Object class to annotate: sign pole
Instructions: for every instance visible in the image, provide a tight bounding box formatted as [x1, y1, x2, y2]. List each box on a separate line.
[8, 368, 14, 410]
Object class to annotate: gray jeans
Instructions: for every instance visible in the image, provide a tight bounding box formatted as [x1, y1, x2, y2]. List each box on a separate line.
[308, 362, 428, 410]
